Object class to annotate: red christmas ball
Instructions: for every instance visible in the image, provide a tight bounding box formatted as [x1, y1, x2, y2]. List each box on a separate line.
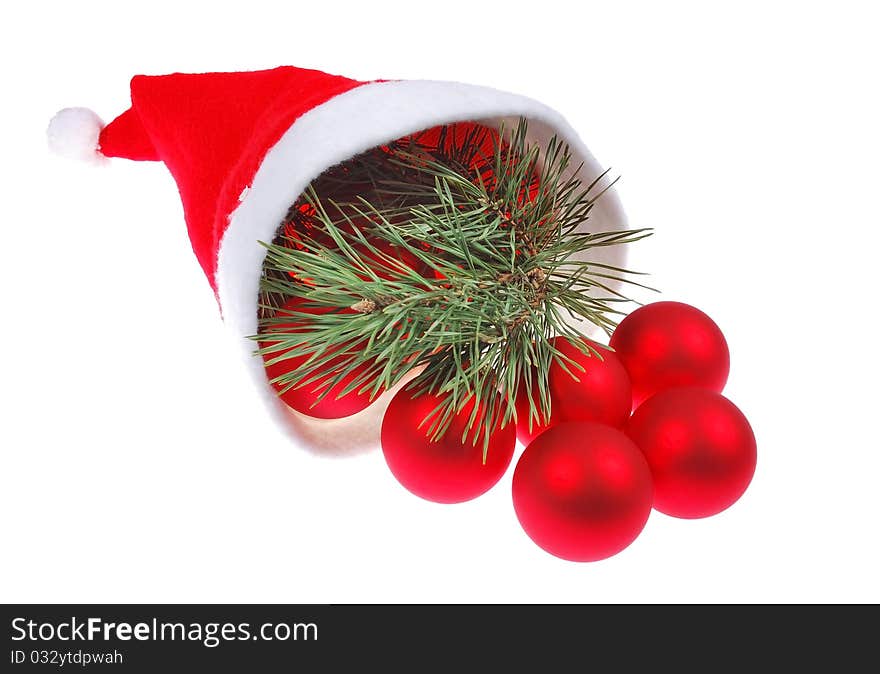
[515, 337, 632, 445]
[512, 422, 654, 562]
[610, 301, 730, 407]
[357, 237, 422, 280]
[381, 391, 516, 504]
[626, 388, 756, 519]
[261, 298, 380, 419]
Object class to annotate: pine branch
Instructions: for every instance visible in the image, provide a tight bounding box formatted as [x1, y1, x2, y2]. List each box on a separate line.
[253, 118, 654, 457]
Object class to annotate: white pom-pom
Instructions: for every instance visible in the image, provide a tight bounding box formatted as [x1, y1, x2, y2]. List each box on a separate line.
[47, 107, 106, 164]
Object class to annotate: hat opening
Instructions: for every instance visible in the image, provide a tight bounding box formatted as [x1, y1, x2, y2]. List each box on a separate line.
[248, 117, 628, 454]
[215, 80, 627, 453]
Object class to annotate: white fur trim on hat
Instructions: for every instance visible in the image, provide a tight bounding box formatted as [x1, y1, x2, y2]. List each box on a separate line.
[215, 79, 628, 452]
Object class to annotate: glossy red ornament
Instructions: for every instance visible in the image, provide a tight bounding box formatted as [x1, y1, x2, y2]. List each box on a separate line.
[626, 388, 756, 519]
[515, 337, 632, 445]
[381, 391, 516, 504]
[261, 298, 380, 419]
[512, 422, 654, 562]
[610, 301, 730, 407]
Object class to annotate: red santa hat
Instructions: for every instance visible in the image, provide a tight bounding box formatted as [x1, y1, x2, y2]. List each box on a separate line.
[47, 66, 626, 449]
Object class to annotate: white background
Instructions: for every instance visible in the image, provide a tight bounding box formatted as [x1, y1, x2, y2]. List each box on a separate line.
[2, 1, 878, 603]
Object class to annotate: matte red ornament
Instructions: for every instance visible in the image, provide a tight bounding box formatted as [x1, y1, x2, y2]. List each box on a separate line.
[512, 422, 654, 562]
[515, 337, 632, 445]
[381, 391, 516, 504]
[626, 388, 756, 519]
[261, 298, 380, 419]
[610, 301, 730, 408]
[357, 238, 422, 280]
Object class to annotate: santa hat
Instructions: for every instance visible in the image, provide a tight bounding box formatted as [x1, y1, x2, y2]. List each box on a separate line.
[48, 66, 626, 451]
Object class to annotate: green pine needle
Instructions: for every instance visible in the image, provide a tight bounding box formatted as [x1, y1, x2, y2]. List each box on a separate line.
[252, 118, 653, 458]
